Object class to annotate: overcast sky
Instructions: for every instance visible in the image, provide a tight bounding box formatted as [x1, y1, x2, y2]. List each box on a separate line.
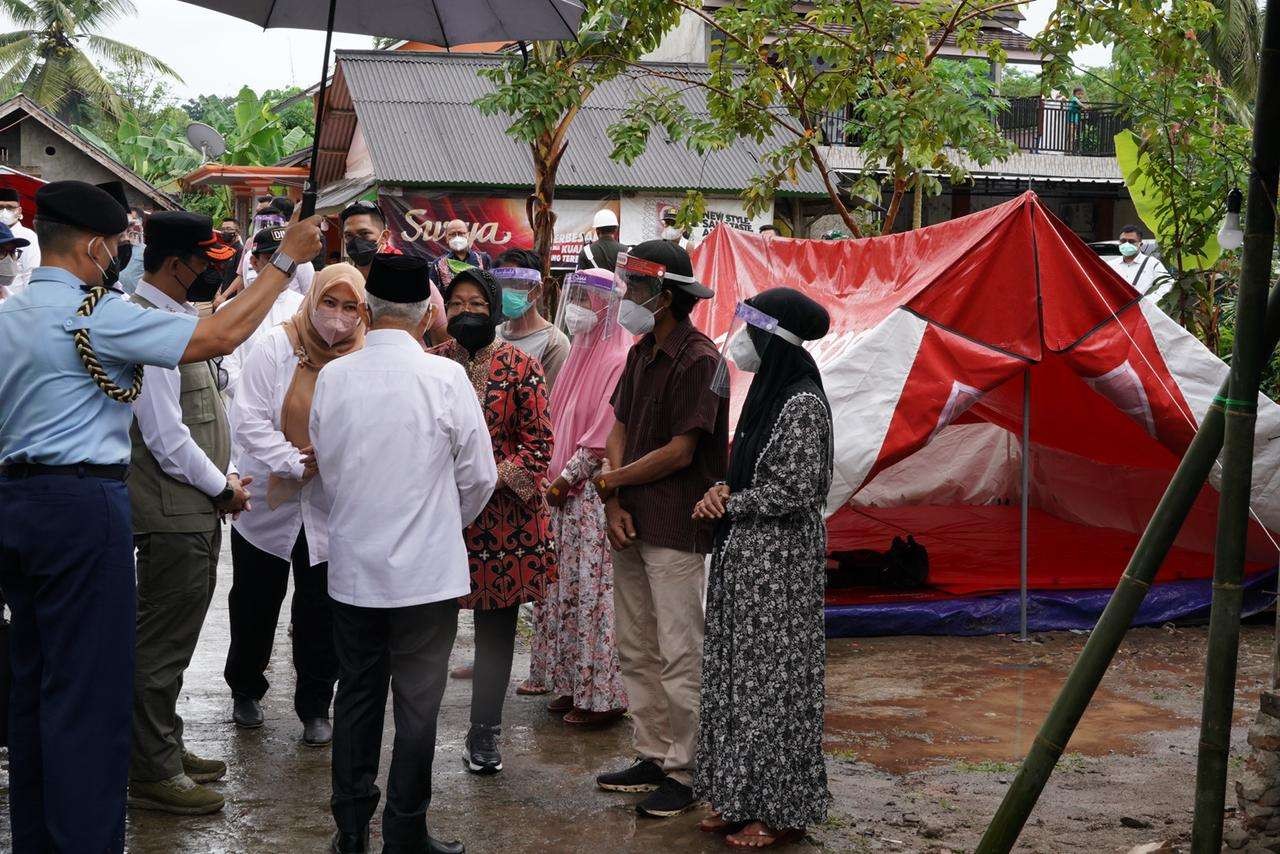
[4, 0, 1110, 102]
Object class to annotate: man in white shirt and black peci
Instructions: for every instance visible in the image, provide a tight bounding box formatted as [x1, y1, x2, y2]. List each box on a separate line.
[310, 254, 496, 854]
[125, 212, 249, 816]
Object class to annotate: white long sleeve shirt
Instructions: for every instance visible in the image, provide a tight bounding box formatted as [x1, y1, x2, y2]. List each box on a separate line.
[228, 326, 330, 565]
[7, 221, 40, 295]
[1107, 253, 1173, 303]
[131, 281, 231, 497]
[310, 328, 497, 608]
[220, 286, 304, 400]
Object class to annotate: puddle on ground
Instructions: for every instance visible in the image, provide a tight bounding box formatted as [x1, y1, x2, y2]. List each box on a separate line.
[823, 651, 1185, 774]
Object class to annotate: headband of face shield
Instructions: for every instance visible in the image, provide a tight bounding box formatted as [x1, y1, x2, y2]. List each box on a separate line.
[557, 268, 622, 341]
[252, 211, 287, 234]
[711, 300, 805, 397]
[491, 266, 542, 319]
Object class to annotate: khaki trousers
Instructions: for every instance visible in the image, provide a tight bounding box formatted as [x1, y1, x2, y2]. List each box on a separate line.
[130, 527, 220, 782]
[611, 540, 706, 785]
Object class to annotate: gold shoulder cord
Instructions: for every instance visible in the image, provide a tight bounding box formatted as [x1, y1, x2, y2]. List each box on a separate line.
[73, 285, 143, 403]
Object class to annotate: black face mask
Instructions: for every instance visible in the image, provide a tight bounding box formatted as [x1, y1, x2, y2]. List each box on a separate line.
[90, 239, 120, 290]
[219, 230, 241, 247]
[345, 236, 378, 268]
[187, 266, 223, 302]
[447, 312, 495, 355]
[115, 242, 133, 271]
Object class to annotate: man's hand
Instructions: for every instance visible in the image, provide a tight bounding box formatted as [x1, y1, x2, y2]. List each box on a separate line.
[216, 474, 253, 518]
[300, 446, 318, 479]
[692, 483, 731, 520]
[546, 475, 572, 509]
[279, 211, 325, 264]
[605, 497, 637, 550]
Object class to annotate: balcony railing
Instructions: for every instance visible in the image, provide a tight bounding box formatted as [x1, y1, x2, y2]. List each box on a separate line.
[815, 96, 1128, 158]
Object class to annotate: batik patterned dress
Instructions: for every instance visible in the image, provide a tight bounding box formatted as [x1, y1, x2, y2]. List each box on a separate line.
[529, 447, 628, 712]
[430, 339, 557, 610]
[695, 391, 832, 828]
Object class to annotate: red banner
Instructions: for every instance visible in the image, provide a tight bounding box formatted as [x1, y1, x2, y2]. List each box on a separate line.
[379, 192, 619, 268]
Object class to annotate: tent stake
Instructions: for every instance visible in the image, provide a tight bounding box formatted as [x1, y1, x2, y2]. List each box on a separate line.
[1190, 2, 1280, 848]
[300, 0, 339, 219]
[1020, 367, 1030, 642]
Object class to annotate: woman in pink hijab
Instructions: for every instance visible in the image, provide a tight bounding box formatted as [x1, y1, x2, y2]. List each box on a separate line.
[529, 269, 632, 724]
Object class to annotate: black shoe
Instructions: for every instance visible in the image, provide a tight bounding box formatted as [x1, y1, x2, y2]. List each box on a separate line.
[303, 717, 333, 746]
[596, 758, 665, 793]
[427, 834, 465, 854]
[462, 724, 502, 775]
[232, 694, 263, 729]
[332, 828, 369, 854]
[636, 777, 696, 818]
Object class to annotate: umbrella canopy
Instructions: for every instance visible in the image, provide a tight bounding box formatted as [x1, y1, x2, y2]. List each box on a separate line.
[179, 0, 584, 45]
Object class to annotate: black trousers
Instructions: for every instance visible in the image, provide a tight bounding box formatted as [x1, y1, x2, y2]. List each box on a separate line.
[330, 597, 458, 849]
[223, 527, 337, 720]
[471, 605, 520, 728]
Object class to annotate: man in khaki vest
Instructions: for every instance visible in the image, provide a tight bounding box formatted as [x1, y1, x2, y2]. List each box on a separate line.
[126, 212, 248, 815]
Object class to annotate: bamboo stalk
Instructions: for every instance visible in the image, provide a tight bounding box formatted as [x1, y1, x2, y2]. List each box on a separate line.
[1189, 2, 1280, 847]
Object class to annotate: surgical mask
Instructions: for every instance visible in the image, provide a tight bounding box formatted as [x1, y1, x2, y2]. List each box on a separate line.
[502, 289, 533, 318]
[728, 328, 762, 372]
[1118, 241, 1140, 258]
[448, 312, 495, 355]
[447, 235, 470, 253]
[115, 242, 133, 271]
[0, 255, 18, 286]
[311, 306, 360, 346]
[0, 209, 18, 227]
[661, 226, 682, 242]
[345, 236, 378, 268]
[618, 297, 658, 335]
[88, 237, 119, 290]
[188, 267, 223, 302]
[564, 302, 599, 336]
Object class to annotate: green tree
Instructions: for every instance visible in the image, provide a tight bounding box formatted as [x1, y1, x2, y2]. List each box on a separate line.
[1199, 0, 1263, 123]
[607, 0, 1017, 236]
[473, 0, 681, 280]
[0, 0, 179, 122]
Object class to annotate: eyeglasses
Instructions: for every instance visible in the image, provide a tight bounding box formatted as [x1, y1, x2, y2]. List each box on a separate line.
[0, 247, 23, 259]
[211, 356, 229, 392]
[447, 299, 490, 313]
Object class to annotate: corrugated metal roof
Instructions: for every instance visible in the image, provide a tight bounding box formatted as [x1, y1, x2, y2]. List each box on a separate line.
[331, 51, 827, 196]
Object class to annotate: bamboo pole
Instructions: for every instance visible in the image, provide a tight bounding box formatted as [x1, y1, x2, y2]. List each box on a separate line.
[1190, 2, 1280, 847]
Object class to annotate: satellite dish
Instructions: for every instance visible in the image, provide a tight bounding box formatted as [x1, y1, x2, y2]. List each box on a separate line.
[185, 122, 227, 161]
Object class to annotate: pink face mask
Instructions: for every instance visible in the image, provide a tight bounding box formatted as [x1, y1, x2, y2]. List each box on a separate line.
[311, 305, 360, 346]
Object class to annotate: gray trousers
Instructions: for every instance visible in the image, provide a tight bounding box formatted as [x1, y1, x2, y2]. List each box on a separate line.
[130, 527, 220, 782]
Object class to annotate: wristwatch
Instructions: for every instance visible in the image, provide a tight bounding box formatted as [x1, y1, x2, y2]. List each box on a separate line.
[215, 482, 235, 504]
[269, 249, 298, 278]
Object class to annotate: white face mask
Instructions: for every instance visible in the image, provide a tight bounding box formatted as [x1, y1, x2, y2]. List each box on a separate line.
[564, 302, 599, 336]
[0, 255, 17, 286]
[728, 328, 762, 372]
[618, 298, 656, 335]
[0, 209, 19, 227]
[661, 226, 682, 242]
[447, 235, 469, 252]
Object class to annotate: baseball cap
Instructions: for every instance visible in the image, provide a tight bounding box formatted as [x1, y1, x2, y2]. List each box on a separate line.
[626, 239, 713, 299]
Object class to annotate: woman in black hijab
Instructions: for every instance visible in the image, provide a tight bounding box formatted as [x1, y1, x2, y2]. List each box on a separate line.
[692, 287, 833, 848]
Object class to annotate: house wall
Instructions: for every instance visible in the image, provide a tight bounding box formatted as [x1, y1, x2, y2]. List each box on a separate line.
[18, 120, 157, 209]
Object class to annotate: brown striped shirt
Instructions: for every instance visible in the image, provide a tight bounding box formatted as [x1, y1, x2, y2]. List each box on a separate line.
[611, 318, 729, 554]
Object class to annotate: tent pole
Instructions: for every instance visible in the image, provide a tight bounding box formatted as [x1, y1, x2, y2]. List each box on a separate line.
[1020, 367, 1030, 641]
[978, 275, 1280, 854]
[1190, 2, 1280, 848]
[300, 0, 339, 220]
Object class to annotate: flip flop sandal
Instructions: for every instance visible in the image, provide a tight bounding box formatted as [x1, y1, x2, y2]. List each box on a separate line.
[563, 708, 627, 726]
[546, 695, 574, 713]
[725, 827, 805, 849]
[699, 816, 747, 834]
[516, 680, 550, 696]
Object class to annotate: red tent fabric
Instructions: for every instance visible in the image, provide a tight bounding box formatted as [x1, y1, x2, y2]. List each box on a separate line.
[0, 167, 44, 224]
[690, 192, 1280, 601]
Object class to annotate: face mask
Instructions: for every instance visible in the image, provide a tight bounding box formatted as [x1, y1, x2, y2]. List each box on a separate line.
[345, 236, 378, 268]
[188, 267, 223, 302]
[312, 306, 360, 346]
[115, 242, 133, 271]
[88, 237, 119, 290]
[448, 235, 470, 253]
[728, 328, 762, 372]
[0, 255, 18, 286]
[1118, 241, 1140, 258]
[0, 209, 18, 227]
[220, 230, 240, 246]
[448, 311, 495, 355]
[661, 226, 682, 241]
[502, 289, 533, 318]
[564, 303, 599, 336]
[618, 297, 658, 335]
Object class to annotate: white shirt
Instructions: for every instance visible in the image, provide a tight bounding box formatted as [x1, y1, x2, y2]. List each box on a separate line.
[8, 221, 39, 294]
[310, 329, 497, 608]
[1107, 252, 1173, 302]
[229, 326, 330, 565]
[220, 286, 304, 400]
[241, 246, 315, 297]
[131, 281, 231, 497]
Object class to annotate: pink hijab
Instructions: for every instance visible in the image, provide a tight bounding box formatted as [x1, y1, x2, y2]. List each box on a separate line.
[548, 270, 633, 478]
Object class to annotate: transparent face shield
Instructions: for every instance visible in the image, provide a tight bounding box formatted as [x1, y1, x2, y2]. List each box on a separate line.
[491, 266, 542, 320]
[613, 252, 670, 335]
[251, 211, 286, 235]
[711, 300, 804, 397]
[556, 268, 622, 342]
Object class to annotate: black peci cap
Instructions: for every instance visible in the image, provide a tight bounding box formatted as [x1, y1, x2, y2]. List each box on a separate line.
[366, 254, 432, 303]
[628, 239, 713, 298]
[35, 180, 128, 235]
[146, 211, 236, 262]
[0, 187, 19, 203]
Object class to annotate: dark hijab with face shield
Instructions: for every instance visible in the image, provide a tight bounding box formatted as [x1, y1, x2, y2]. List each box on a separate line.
[726, 287, 832, 493]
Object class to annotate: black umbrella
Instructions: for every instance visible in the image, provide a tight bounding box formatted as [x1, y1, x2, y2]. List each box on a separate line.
[179, 0, 585, 215]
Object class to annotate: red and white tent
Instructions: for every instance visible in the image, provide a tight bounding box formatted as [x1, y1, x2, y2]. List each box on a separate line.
[691, 192, 1280, 621]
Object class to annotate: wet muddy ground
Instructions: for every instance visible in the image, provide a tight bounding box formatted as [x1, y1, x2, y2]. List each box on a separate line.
[0, 542, 1274, 853]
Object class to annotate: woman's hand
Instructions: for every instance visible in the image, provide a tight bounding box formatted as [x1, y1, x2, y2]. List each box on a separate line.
[692, 483, 731, 520]
[546, 476, 572, 508]
[299, 445, 318, 480]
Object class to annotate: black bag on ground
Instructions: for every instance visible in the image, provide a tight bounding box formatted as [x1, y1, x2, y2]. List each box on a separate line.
[827, 535, 930, 590]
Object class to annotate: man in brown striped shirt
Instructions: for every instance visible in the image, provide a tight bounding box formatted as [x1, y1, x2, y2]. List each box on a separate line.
[591, 240, 728, 819]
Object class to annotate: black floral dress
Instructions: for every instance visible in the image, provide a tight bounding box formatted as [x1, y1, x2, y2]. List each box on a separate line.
[695, 391, 832, 828]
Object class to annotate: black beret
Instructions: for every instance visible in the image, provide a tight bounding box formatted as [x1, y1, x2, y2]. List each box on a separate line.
[366, 254, 431, 303]
[95, 180, 129, 212]
[0, 187, 19, 203]
[251, 225, 287, 255]
[35, 180, 127, 235]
